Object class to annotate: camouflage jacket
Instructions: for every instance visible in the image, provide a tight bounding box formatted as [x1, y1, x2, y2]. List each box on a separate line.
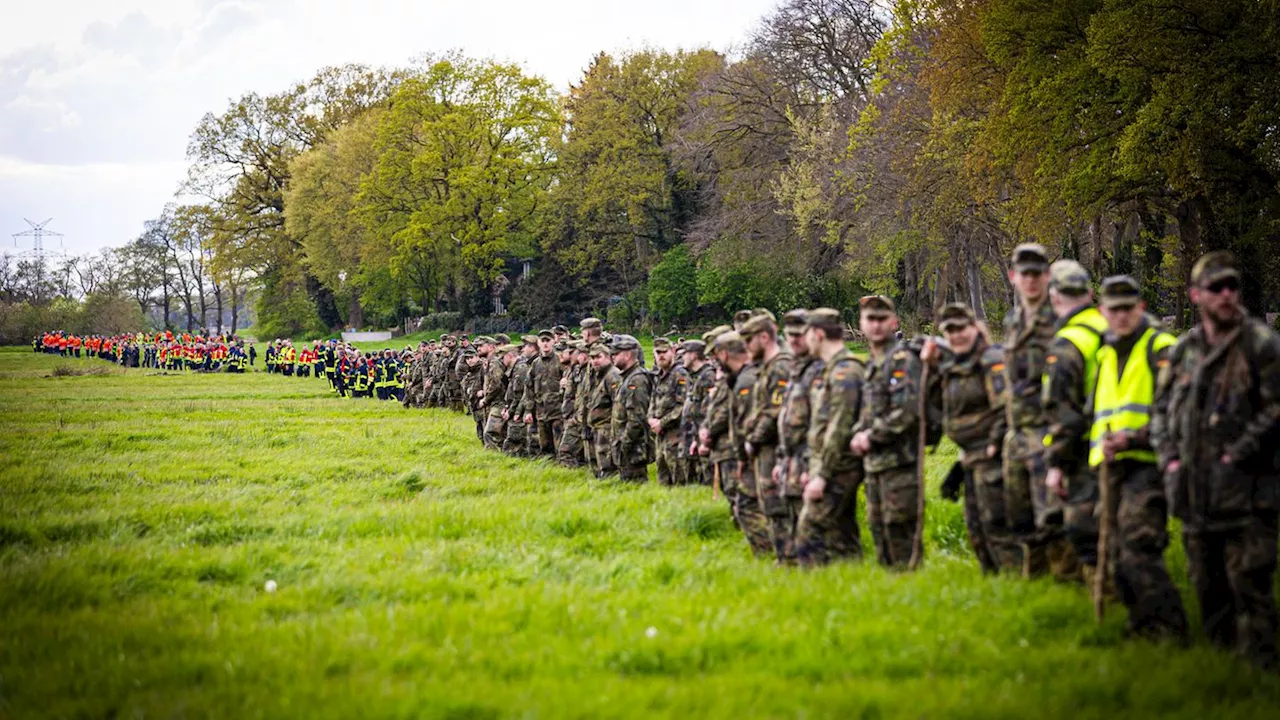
[728, 364, 760, 462]
[588, 365, 622, 429]
[507, 356, 533, 417]
[560, 362, 582, 421]
[649, 363, 690, 443]
[706, 369, 736, 464]
[1002, 300, 1057, 431]
[939, 339, 1007, 467]
[481, 357, 508, 415]
[681, 362, 716, 453]
[855, 342, 936, 474]
[808, 348, 864, 482]
[1155, 316, 1280, 527]
[528, 352, 563, 421]
[746, 349, 793, 450]
[612, 364, 655, 466]
[778, 355, 824, 489]
[1041, 307, 1101, 474]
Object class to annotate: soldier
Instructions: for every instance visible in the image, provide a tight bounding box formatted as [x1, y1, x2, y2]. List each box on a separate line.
[481, 344, 514, 450]
[1002, 243, 1075, 580]
[1041, 260, 1110, 586]
[1156, 251, 1280, 669]
[587, 342, 621, 478]
[502, 336, 537, 456]
[528, 330, 563, 458]
[924, 303, 1019, 573]
[776, 309, 823, 563]
[680, 339, 716, 486]
[1078, 275, 1188, 640]
[648, 337, 689, 486]
[851, 295, 936, 570]
[557, 341, 588, 467]
[716, 330, 771, 556]
[794, 308, 865, 565]
[741, 313, 794, 561]
[581, 317, 603, 345]
[700, 326, 735, 501]
[610, 335, 654, 481]
[732, 309, 752, 332]
[461, 340, 487, 438]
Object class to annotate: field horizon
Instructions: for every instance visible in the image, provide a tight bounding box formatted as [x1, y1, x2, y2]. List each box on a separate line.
[2, 347, 1277, 719]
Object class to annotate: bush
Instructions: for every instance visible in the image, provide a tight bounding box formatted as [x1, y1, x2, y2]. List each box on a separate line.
[419, 312, 464, 332]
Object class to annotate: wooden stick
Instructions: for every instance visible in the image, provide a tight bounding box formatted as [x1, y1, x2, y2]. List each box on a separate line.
[1094, 423, 1113, 623]
[908, 362, 930, 571]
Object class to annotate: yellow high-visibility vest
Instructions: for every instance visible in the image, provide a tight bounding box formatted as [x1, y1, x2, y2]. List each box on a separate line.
[1042, 306, 1108, 449]
[1088, 326, 1174, 467]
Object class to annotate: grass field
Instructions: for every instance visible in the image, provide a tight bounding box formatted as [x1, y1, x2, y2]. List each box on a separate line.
[1, 347, 1277, 719]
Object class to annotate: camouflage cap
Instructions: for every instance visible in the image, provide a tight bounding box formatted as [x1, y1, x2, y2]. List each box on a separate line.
[494, 333, 511, 345]
[553, 341, 568, 352]
[679, 339, 707, 355]
[474, 335, 496, 346]
[781, 309, 808, 336]
[713, 330, 748, 355]
[750, 308, 776, 323]
[653, 336, 673, 351]
[937, 302, 976, 332]
[538, 329, 554, 339]
[1190, 250, 1240, 287]
[610, 334, 641, 352]
[732, 309, 753, 327]
[1049, 259, 1090, 294]
[1011, 243, 1050, 272]
[520, 334, 539, 345]
[580, 317, 602, 330]
[552, 325, 569, 334]
[497, 343, 519, 354]
[805, 307, 843, 331]
[587, 342, 612, 358]
[570, 340, 588, 352]
[702, 324, 732, 345]
[739, 313, 777, 339]
[1100, 275, 1142, 309]
[859, 294, 896, 319]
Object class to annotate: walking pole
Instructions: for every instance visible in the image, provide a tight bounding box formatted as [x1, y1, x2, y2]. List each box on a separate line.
[908, 362, 930, 571]
[1094, 423, 1113, 623]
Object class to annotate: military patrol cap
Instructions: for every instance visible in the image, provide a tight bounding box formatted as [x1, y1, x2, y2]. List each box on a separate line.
[1100, 275, 1142, 309]
[739, 313, 777, 339]
[497, 343, 518, 354]
[781, 309, 809, 336]
[859, 295, 896, 319]
[519, 334, 538, 345]
[1190, 251, 1240, 287]
[701, 325, 731, 345]
[732, 309, 752, 329]
[611, 335, 641, 355]
[494, 333, 511, 345]
[538, 329, 554, 339]
[474, 335, 496, 346]
[805, 307, 843, 332]
[713, 330, 748, 355]
[580, 317, 602, 330]
[1011, 243, 1049, 273]
[587, 342, 612, 358]
[751, 308, 776, 323]
[680, 339, 707, 355]
[1049, 259, 1090, 295]
[937, 303, 976, 332]
[653, 337, 673, 351]
[553, 325, 569, 334]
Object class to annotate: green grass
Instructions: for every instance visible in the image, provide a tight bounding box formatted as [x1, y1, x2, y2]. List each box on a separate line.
[0, 347, 1277, 719]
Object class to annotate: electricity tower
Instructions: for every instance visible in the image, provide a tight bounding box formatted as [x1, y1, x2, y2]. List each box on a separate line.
[12, 218, 65, 261]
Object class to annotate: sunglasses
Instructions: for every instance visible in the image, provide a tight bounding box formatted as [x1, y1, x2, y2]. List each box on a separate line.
[1205, 277, 1240, 294]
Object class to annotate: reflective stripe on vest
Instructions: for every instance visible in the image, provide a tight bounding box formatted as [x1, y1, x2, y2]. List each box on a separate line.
[1041, 306, 1108, 449]
[1088, 327, 1175, 467]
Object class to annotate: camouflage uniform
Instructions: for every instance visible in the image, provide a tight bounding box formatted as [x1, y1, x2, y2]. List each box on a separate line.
[611, 338, 654, 481]
[459, 349, 484, 438]
[1003, 246, 1071, 578]
[935, 304, 1018, 573]
[588, 351, 621, 478]
[681, 351, 716, 486]
[857, 337, 932, 569]
[649, 341, 690, 485]
[742, 317, 794, 561]
[481, 351, 510, 450]
[529, 344, 563, 457]
[778, 347, 824, 563]
[724, 337, 771, 556]
[796, 333, 865, 567]
[1156, 253, 1280, 669]
[504, 348, 535, 456]
[557, 353, 585, 466]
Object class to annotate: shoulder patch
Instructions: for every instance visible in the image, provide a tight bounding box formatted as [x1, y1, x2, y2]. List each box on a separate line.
[991, 363, 1005, 373]
[892, 350, 908, 360]
[892, 370, 906, 379]
[738, 387, 750, 396]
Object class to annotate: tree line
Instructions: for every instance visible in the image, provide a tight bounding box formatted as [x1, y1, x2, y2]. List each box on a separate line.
[8, 0, 1277, 343]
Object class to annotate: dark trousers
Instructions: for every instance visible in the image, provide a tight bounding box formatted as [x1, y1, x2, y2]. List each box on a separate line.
[1184, 510, 1278, 669]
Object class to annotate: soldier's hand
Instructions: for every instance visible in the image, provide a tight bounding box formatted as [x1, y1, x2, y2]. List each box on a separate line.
[1046, 467, 1067, 499]
[986, 444, 998, 459]
[772, 465, 782, 485]
[920, 339, 939, 366]
[697, 443, 709, 456]
[1102, 432, 1129, 462]
[1165, 459, 1181, 475]
[698, 428, 710, 445]
[1220, 454, 1233, 466]
[803, 477, 825, 502]
[502, 409, 509, 420]
[744, 442, 755, 458]
[850, 430, 872, 456]
[523, 413, 533, 425]
[689, 441, 699, 456]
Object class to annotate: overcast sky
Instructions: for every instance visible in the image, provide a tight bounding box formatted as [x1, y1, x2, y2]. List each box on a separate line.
[1, 0, 777, 258]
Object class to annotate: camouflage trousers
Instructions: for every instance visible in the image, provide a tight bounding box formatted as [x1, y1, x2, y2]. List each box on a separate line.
[1183, 509, 1278, 670]
[1065, 467, 1101, 567]
[754, 448, 792, 562]
[1102, 462, 1188, 640]
[687, 454, 711, 486]
[535, 419, 561, 457]
[1004, 427, 1079, 581]
[590, 426, 616, 478]
[503, 418, 530, 456]
[964, 459, 1022, 574]
[655, 437, 686, 486]
[718, 459, 771, 557]
[557, 420, 584, 467]
[617, 463, 649, 482]
[482, 411, 506, 450]
[795, 469, 863, 566]
[866, 466, 919, 570]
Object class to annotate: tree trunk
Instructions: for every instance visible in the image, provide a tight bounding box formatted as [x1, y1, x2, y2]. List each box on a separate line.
[966, 251, 986, 323]
[348, 294, 365, 330]
[230, 284, 239, 335]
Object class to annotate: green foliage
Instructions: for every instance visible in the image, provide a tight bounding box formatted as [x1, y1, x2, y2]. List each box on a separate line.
[3, 348, 1279, 717]
[419, 311, 464, 333]
[648, 245, 699, 324]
